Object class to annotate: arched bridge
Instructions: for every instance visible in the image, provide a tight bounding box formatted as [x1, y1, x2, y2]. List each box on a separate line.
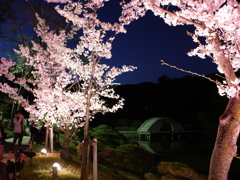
[119, 117, 196, 155]
[137, 117, 192, 141]
[137, 117, 184, 133]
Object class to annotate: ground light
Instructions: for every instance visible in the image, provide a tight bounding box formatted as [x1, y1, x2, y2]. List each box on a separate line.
[53, 163, 61, 171]
[52, 163, 61, 180]
[41, 148, 47, 155]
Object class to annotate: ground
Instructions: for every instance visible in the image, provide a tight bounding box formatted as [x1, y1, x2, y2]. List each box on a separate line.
[2, 136, 30, 154]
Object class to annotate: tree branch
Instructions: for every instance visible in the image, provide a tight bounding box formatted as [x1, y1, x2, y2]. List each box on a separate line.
[149, 1, 206, 29]
[160, 59, 220, 85]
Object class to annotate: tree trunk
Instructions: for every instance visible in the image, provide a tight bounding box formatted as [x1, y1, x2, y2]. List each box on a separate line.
[60, 124, 71, 160]
[80, 118, 90, 180]
[209, 97, 240, 180]
[45, 125, 49, 150]
[80, 59, 96, 180]
[9, 102, 18, 127]
[50, 126, 54, 153]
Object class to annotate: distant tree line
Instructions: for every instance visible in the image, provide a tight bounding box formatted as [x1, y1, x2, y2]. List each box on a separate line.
[93, 74, 228, 130]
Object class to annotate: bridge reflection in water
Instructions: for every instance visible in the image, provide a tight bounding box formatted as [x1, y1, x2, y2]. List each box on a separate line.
[119, 117, 197, 156]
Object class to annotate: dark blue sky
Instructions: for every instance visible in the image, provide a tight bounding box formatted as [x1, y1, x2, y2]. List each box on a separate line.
[99, 1, 217, 84]
[0, 0, 218, 85]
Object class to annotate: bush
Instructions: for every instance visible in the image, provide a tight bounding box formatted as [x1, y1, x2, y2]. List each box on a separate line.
[115, 144, 154, 175]
[98, 147, 122, 169]
[89, 124, 127, 151]
[98, 144, 154, 175]
[144, 173, 161, 180]
[145, 161, 208, 180]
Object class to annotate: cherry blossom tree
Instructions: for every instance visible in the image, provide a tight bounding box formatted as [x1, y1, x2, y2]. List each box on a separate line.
[119, 0, 240, 179]
[15, 11, 135, 158]
[0, 0, 71, 120]
[1, 0, 136, 179]
[51, 2, 136, 178]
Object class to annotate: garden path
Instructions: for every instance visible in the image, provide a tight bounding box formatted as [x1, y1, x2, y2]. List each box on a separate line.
[2, 136, 31, 153]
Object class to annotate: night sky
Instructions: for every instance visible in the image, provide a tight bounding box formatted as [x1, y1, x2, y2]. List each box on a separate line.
[98, 1, 218, 85]
[0, 0, 218, 85]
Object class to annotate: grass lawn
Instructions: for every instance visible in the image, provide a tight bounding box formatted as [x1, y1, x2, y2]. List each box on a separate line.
[15, 133, 144, 180]
[19, 147, 144, 180]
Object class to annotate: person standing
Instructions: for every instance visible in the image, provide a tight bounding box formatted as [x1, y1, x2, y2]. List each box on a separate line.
[8, 111, 25, 152]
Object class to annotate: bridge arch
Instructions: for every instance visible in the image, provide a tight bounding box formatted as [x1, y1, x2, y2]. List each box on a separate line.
[137, 117, 184, 133]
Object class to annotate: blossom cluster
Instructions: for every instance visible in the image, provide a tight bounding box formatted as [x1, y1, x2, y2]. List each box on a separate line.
[0, 58, 29, 107]
[0, 58, 15, 76]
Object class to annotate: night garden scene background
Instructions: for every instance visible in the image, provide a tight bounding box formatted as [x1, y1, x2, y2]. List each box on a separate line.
[0, 0, 240, 180]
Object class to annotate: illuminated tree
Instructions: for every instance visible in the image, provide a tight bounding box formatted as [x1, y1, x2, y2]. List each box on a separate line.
[120, 0, 240, 179]
[5, 0, 239, 179]
[0, 0, 69, 120]
[1, 0, 136, 179]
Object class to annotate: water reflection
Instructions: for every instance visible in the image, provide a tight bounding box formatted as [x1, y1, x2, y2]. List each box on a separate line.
[122, 130, 197, 155]
[138, 140, 184, 156]
[122, 131, 239, 178]
[133, 134, 212, 177]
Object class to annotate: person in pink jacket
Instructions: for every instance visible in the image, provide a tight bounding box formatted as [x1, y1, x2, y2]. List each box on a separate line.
[8, 111, 25, 152]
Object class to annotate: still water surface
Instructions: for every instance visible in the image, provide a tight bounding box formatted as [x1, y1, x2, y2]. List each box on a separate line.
[128, 132, 240, 180]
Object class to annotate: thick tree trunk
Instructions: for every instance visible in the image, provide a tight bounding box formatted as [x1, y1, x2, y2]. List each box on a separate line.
[209, 97, 240, 180]
[60, 125, 71, 160]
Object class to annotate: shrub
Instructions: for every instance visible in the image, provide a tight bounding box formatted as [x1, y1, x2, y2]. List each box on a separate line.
[145, 161, 208, 180]
[98, 144, 154, 175]
[144, 173, 161, 180]
[98, 147, 122, 167]
[89, 124, 127, 151]
[115, 144, 154, 174]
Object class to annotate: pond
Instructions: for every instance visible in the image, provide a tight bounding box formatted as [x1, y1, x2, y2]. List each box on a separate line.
[123, 131, 240, 180]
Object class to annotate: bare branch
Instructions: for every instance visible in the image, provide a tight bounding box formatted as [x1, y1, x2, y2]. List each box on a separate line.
[160, 59, 220, 85]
